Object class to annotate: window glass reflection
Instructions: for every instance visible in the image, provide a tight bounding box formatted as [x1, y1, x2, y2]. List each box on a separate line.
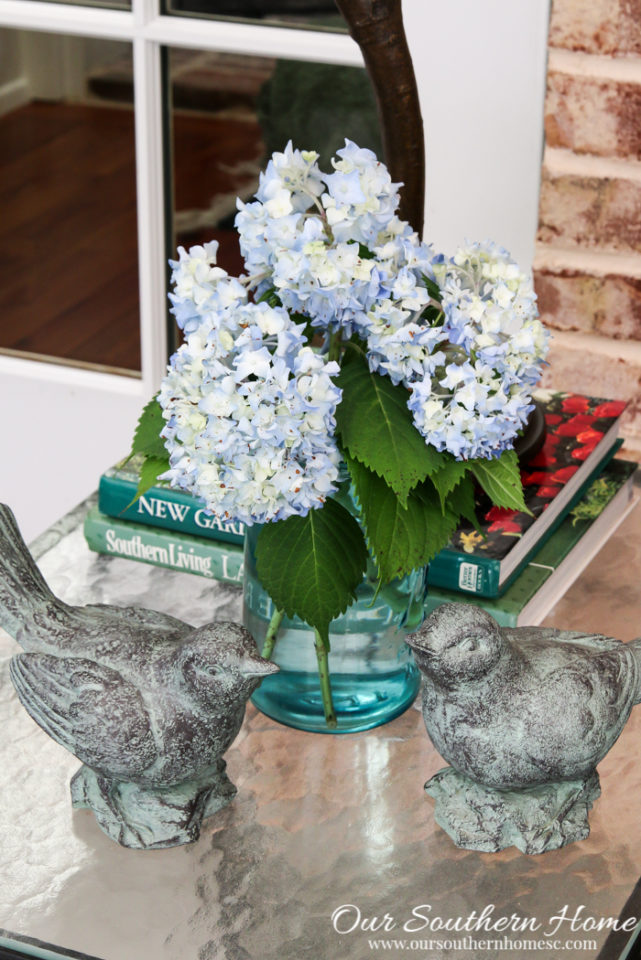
[166, 0, 347, 32]
[169, 47, 380, 290]
[40, 0, 131, 8]
[0, 30, 140, 372]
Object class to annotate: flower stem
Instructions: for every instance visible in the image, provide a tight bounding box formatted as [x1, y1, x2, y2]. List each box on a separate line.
[314, 630, 338, 729]
[241, 270, 269, 289]
[261, 607, 284, 660]
[328, 331, 342, 363]
[312, 195, 326, 218]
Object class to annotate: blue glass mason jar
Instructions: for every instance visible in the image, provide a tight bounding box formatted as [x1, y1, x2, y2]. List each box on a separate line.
[242, 475, 425, 733]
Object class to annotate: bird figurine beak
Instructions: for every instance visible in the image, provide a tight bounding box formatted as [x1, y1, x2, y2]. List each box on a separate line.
[240, 655, 280, 677]
[405, 633, 434, 656]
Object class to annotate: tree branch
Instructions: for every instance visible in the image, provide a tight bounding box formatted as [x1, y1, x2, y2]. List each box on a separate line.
[335, 0, 425, 235]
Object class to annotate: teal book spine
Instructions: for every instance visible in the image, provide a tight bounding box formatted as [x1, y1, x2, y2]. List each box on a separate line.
[424, 573, 544, 627]
[84, 507, 244, 584]
[427, 553, 501, 596]
[98, 471, 245, 546]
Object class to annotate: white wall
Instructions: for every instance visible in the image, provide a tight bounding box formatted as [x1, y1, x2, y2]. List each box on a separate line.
[404, 0, 551, 269]
[0, 361, 146, 543]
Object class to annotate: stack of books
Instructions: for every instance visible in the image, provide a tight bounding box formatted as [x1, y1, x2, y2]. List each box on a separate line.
[86, 457, 246, 586]
[426, 456, 636, 626]
[84, 390, 638, 625]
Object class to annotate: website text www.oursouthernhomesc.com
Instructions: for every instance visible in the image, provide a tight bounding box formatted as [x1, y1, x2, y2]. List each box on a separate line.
[365, 935, 598, 953]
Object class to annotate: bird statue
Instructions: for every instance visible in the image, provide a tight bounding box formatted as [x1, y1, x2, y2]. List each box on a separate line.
[0, 503, 278, 850]
[406, 602, 641, 854]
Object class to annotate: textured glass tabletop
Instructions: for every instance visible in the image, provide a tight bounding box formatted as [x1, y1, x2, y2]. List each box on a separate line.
[0, 496, 640, 960]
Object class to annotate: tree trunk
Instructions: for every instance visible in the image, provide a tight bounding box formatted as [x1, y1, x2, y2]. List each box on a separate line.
[335, 0, 425, 236]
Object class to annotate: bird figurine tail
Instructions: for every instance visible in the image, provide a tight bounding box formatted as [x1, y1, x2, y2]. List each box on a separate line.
[0, 503, 59, 640]
[630, 636, 641, 704]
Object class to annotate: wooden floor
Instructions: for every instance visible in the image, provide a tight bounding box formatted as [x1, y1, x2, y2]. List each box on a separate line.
[0, 101, 262, 371]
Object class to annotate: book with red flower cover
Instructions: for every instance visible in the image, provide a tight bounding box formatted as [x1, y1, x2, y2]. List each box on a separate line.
[426, 390, 627, 597]
[425, 457, 638, 625]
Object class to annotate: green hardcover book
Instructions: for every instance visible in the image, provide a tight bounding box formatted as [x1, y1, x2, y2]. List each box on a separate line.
[427, 390, 628, 597]
[424, 458, 638, 627]
[98, 455, 245, 546]
[84, 507, 244, 584]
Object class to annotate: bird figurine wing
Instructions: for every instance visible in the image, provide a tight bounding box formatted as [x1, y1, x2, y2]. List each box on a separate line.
[505, 626, 624, 652]
[58, 602, 193, 658]
[76, 603, 190, 634]
[10, 653, 157, 779]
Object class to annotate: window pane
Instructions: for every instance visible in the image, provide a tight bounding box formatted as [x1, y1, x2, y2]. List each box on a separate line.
[165, 0, 347, 32]
[0, 30, 140, 373]
[167, 47, 380, 330]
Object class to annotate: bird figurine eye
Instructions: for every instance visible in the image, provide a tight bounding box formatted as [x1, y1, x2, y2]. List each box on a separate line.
[460, 636, 478, 652]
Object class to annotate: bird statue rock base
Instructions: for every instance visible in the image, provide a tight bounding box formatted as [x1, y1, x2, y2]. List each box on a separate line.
[70, 758, 237, 850]
[425, 766, 601, 855]
[0, 502, 278, 851]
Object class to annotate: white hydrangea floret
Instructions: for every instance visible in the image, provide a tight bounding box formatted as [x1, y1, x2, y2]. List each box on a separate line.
[167, 240, 248, 340]
[363, 240, 549, 460]
[159, 301, 342, 525]
[234, 139, 434, 338]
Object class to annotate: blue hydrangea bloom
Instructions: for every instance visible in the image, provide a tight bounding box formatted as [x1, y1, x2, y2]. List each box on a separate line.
[160, 147, 550, 525]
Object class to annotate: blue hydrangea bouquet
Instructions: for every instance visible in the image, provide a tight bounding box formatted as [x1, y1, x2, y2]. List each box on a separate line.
[130, 141, 548, 726]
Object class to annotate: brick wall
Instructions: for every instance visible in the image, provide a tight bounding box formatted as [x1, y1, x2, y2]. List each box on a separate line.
[535, 0, 641, 454]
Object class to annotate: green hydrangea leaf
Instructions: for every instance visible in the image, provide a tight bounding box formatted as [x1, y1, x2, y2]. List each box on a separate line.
[430, 457, 471, 512]
[357, 242, 375, 260]
[129, 395, 167, 461]
[135, 455, 170, 501]
[471, 450, 528, 513]
[420, 305, 444, 325]
[446, 473, 480, 529]
[257, 286, 282, 308]
[347, 457, 460, 584]
[422, 274, 442, 303]
[336, 348, 442, 504]
[255, 497, 368, 646]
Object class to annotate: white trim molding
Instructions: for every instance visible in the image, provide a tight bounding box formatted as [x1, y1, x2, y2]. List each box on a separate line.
[133, 0, 168, 396]
[0, 1, 361, 65]
[0, 353, 146, 395]
[0, 75, 28, 116]
[144, 15, 362, 65]
[0, 0, 133, 39]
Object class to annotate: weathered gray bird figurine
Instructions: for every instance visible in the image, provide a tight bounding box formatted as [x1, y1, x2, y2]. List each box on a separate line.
[406, 603, 641, 853]
[0, 503, 277, 850]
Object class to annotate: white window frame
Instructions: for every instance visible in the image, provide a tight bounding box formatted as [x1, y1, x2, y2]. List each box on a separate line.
[0, 0, 363, 396]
